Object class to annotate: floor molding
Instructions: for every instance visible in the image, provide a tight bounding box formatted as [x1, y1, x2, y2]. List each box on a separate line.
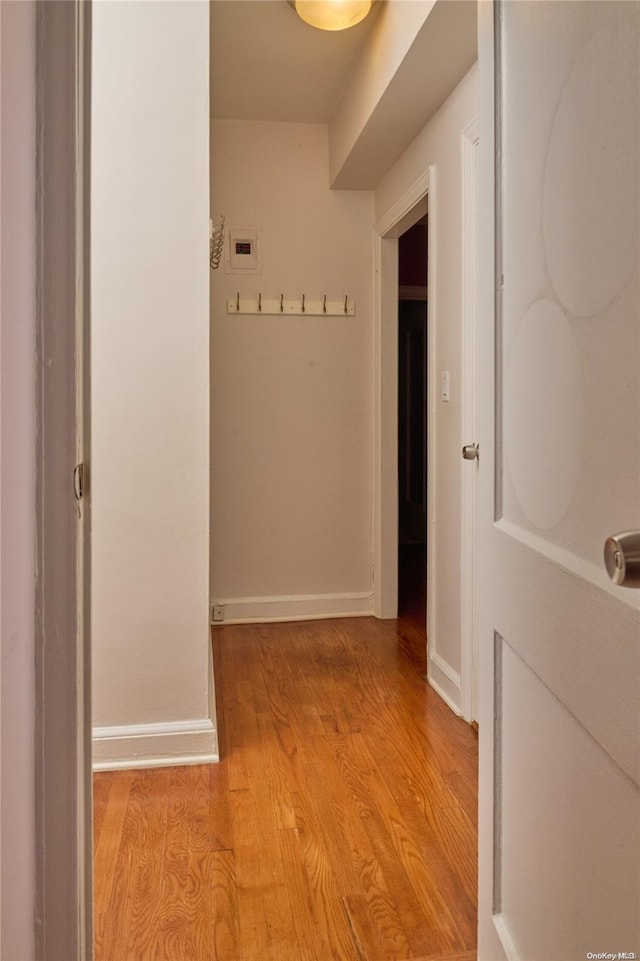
[92, 717, 219, 771]
[428, 649, 462, 716]
[211, 591, 375, 625]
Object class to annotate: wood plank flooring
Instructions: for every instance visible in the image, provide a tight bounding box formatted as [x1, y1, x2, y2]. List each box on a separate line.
[93, 616, 478, 961]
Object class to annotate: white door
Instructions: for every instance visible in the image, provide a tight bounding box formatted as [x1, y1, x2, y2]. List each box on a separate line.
[478, 2, 640, 959]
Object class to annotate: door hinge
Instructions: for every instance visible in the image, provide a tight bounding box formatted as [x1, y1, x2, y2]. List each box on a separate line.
[74, 462, 85, 501]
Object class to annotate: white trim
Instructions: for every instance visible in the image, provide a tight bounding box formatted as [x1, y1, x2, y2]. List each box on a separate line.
[372, 233, 399, 618]
[212, 591, 375, 624]
[93, 718, 215, 739]
[93, 637, 219, 771]
[460, 117, 480, 722]
[35, 3, 92, 956]
[493, 914, 522, 961]
[427, 650, 462, 716]
[478, 3, 509, 958]
[92, 717, 219, 771]
[373, 166, 436, 629]
[425, 170, 438, 679]
[375, 168, 431, 238]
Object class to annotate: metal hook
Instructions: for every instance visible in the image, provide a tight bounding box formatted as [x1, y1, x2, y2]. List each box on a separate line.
[301, 294, 306, 313]
[236, 292, 240, 312]
[322, 294, 327, 314]
[280, 293, 284, 313]
[344, 295, 348, 314]
[258, 292, 262, 312]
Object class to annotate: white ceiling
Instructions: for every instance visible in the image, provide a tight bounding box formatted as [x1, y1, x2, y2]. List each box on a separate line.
[210, 0, 478, 188]
[210, 0, 384, 124]
[330, 0, 477, 187]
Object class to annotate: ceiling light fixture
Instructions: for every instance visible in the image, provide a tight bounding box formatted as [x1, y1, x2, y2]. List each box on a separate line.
[291, 0, 373, 32]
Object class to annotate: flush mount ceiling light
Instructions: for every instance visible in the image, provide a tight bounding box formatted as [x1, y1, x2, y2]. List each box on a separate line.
[289, 0, 373, 31]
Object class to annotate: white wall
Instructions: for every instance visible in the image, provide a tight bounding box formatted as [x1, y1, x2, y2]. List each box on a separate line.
[329, 0, 435, 184]
[375, 63, 479, 705]
[0, 1, 36, 954]
[91, 1, 216, 768]
[329, 0, 477, 190]
[211, 120, 375, 623]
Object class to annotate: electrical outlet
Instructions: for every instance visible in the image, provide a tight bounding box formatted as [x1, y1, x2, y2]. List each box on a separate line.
[212, 604, 225, 623]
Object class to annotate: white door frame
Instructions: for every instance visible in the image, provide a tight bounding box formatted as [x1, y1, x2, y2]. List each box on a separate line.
[373, 167, 435, 637]
[35, 2, 92, 957]
[460, 118, 480, 722]
[374, 160, 480, 722]
[476, 2, 503, 950]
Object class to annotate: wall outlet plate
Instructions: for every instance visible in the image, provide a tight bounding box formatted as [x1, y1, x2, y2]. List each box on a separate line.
[212, 604, 225, 623]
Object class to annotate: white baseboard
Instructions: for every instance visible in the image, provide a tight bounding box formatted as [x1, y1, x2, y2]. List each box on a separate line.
[211, 591, 375, 625]
[94, 628, 219, 771]
[92, 716, 219, 771]
[427, 649, 462, 716]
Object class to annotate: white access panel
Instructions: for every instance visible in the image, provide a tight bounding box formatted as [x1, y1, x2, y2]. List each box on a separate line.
[225, 226, 261, 274]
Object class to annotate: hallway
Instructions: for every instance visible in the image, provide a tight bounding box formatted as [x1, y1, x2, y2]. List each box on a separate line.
[93, 616, 477, 961]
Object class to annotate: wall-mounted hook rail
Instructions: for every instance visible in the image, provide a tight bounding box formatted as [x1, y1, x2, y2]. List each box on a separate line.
[226, 295, 356, 317]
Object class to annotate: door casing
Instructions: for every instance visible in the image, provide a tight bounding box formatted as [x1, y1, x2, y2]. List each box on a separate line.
[374, 159, 480, 722]
[35, 2, 92, 957]
[373, 170, 432, 629]
[461, 118, 480, 723]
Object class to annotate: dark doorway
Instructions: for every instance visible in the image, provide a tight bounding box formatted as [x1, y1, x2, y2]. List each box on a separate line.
[397, 216, 427, 632]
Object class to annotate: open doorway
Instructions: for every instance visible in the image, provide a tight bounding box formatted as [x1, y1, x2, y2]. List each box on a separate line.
[397, 216, 428, 633]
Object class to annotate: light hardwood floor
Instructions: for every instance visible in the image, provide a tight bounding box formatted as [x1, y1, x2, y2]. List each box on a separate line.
[93, 615, 478, 961]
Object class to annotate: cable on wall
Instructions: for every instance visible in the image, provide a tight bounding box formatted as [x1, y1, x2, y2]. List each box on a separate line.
[210, 215, 225, 269]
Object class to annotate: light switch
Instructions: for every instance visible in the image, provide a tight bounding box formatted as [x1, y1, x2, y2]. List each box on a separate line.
[441, 370, 450, 402]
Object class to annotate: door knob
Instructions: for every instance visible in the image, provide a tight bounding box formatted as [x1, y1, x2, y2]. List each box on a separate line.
[462, 443, 479, 461]
[604, 531, 640, 588]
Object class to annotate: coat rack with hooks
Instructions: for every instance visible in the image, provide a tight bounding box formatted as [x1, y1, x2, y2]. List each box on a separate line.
[226, 294, 355, 317]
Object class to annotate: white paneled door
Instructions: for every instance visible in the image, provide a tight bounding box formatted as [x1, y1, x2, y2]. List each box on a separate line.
[479, 3, 640, 959]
